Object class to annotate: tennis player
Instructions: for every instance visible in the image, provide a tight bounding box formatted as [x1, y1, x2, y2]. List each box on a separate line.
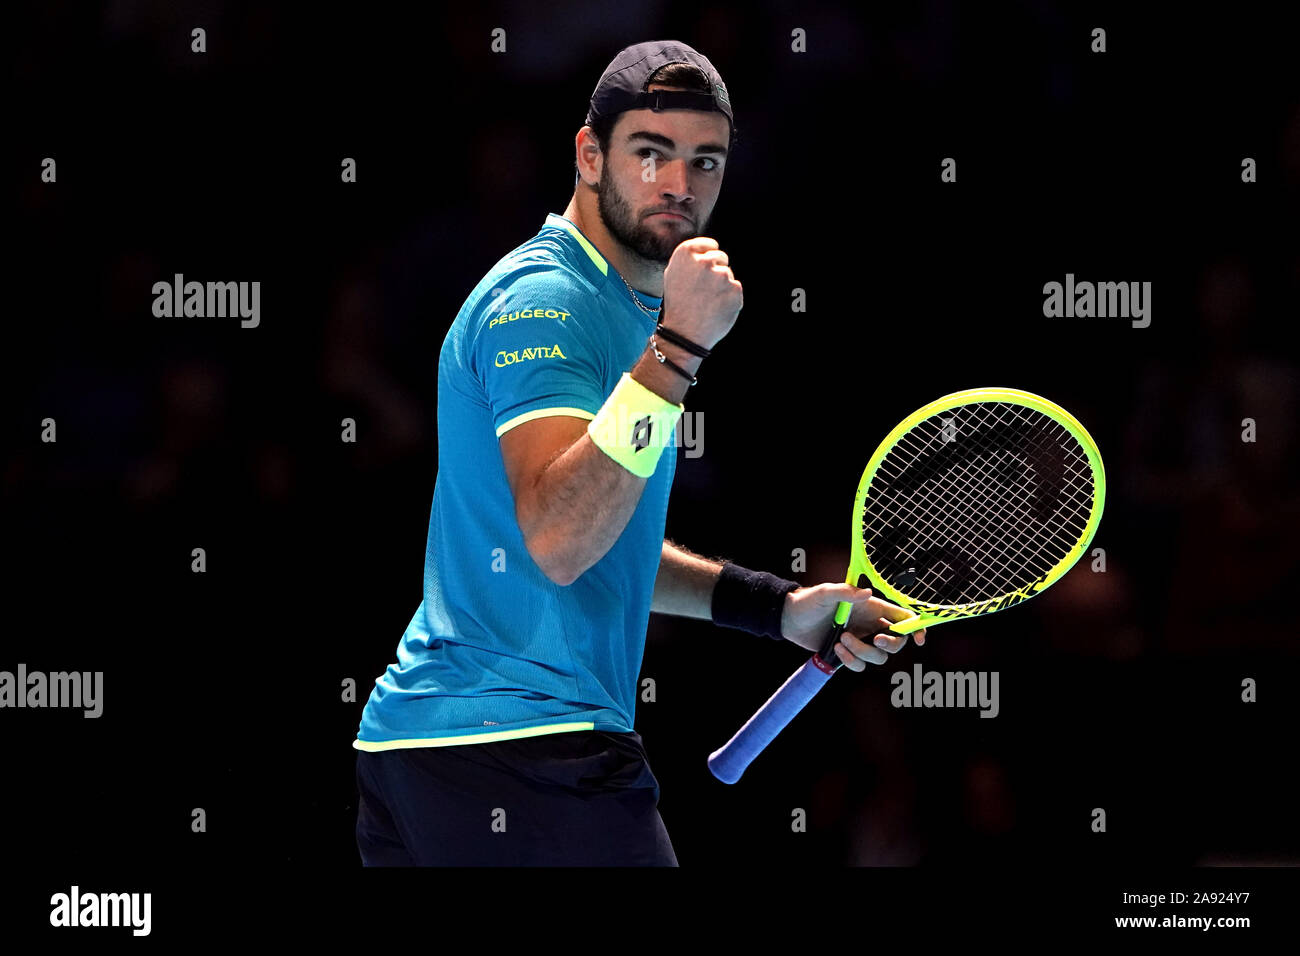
[353, 40, 925, 866]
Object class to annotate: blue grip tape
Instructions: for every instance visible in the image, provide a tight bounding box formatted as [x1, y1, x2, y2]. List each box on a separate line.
[707, 656, 834, 784]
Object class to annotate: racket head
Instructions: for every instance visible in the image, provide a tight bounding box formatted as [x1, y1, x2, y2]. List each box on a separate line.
[848, 388, 1105, 634]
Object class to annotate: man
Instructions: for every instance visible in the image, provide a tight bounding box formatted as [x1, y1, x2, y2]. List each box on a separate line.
[353, 40, 925, 866]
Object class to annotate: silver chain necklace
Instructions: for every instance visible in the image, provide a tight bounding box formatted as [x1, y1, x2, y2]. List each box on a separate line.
[617, 271, 661, 317]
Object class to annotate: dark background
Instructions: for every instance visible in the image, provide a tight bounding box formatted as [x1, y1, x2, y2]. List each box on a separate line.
[5, 0, 1299, 925]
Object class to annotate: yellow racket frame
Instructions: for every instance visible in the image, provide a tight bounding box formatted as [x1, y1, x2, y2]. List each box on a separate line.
[836, 387, 1106, 636]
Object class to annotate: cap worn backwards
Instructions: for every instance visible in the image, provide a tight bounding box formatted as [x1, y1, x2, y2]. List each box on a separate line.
[584, 40, 734, 145]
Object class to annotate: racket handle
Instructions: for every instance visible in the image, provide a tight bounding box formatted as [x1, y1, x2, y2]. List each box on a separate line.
[707, 655, 837, 784]
[817, 598, 854, 667]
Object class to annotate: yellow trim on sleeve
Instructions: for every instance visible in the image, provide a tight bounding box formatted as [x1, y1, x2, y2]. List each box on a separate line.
[496, 406, 597, 438]
[353, 721, 597, 751]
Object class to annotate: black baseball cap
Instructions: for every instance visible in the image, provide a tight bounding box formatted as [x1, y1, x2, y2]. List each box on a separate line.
[584, 40, 734, 146]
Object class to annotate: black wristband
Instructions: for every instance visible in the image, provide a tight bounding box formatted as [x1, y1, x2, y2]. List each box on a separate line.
[710, 562, 801, 641]
[654, 321, 712, 359]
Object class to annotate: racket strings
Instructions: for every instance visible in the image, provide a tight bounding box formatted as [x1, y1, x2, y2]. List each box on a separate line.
[905, 411, 1093, 593]
[872, 443, 1085, 601]
[876, 445, 1057, 599]
[861, 401, 1095, 606]
[871, 408, 1092, 601]
[875, 406, 1093, 599]
[873, 408, 1073, 581]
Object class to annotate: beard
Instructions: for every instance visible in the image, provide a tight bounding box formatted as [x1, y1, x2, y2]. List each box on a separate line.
[595, 172, 703, 265]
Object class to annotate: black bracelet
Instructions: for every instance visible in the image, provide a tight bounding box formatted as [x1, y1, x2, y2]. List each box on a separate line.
[649, 336, 698, 386]
[654, 321, 712, 359]
[710, 562, 801, 641]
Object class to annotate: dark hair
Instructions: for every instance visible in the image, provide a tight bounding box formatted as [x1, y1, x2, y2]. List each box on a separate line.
[578, 62, 735, 181]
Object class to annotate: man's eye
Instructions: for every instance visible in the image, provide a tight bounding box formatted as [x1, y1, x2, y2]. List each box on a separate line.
[636, 149, 719, 172]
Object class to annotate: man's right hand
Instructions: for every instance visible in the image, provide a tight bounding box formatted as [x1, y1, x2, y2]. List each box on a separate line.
[661, 237, 743, 349]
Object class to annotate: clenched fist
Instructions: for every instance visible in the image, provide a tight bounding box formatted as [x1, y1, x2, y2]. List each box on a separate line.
[661, 237, 743, 350]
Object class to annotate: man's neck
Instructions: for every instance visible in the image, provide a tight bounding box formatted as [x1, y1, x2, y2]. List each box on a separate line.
[562, 193, 665, 298]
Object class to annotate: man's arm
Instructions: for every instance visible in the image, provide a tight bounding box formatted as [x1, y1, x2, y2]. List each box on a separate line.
[501, 237, 741, 587]
[501, 343, 701, 587]
[651, 541, 930, 668]
[650, 539, 724, 617]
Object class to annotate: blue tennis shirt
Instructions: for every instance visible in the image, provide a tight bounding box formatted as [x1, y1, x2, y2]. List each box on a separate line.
[355, 213, 675, 751]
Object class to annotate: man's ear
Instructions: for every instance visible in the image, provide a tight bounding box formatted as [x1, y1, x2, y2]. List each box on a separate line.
[575, 127, 603, 187]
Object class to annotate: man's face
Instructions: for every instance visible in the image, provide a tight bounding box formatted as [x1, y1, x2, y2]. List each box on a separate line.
[593, 86, 730, 264]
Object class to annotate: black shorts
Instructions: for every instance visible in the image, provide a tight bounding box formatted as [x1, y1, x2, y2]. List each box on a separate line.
[355, 729, 678, 866]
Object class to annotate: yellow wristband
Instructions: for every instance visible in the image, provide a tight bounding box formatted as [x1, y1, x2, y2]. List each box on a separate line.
[587, 373, 684, 478]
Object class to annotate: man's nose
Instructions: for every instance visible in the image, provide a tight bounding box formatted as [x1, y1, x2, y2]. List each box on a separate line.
[658, 158, 690, 198]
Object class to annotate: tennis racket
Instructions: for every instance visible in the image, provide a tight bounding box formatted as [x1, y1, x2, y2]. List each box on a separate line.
[708, 387, 1105, 784]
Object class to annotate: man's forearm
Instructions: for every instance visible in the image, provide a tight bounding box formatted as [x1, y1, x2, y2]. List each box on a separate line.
[651, 539, 724, 617]
[523, 339, 704, 585]
[522, 432, 646, 585]
[628, 335, 703, 406]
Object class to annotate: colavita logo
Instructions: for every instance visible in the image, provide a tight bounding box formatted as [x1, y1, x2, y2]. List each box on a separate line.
[489, 307, 571, 328]
[495, 343, 567, 367]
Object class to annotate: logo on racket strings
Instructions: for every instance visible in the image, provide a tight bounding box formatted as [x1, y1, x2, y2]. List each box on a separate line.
[895, 570, 1053, 620]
